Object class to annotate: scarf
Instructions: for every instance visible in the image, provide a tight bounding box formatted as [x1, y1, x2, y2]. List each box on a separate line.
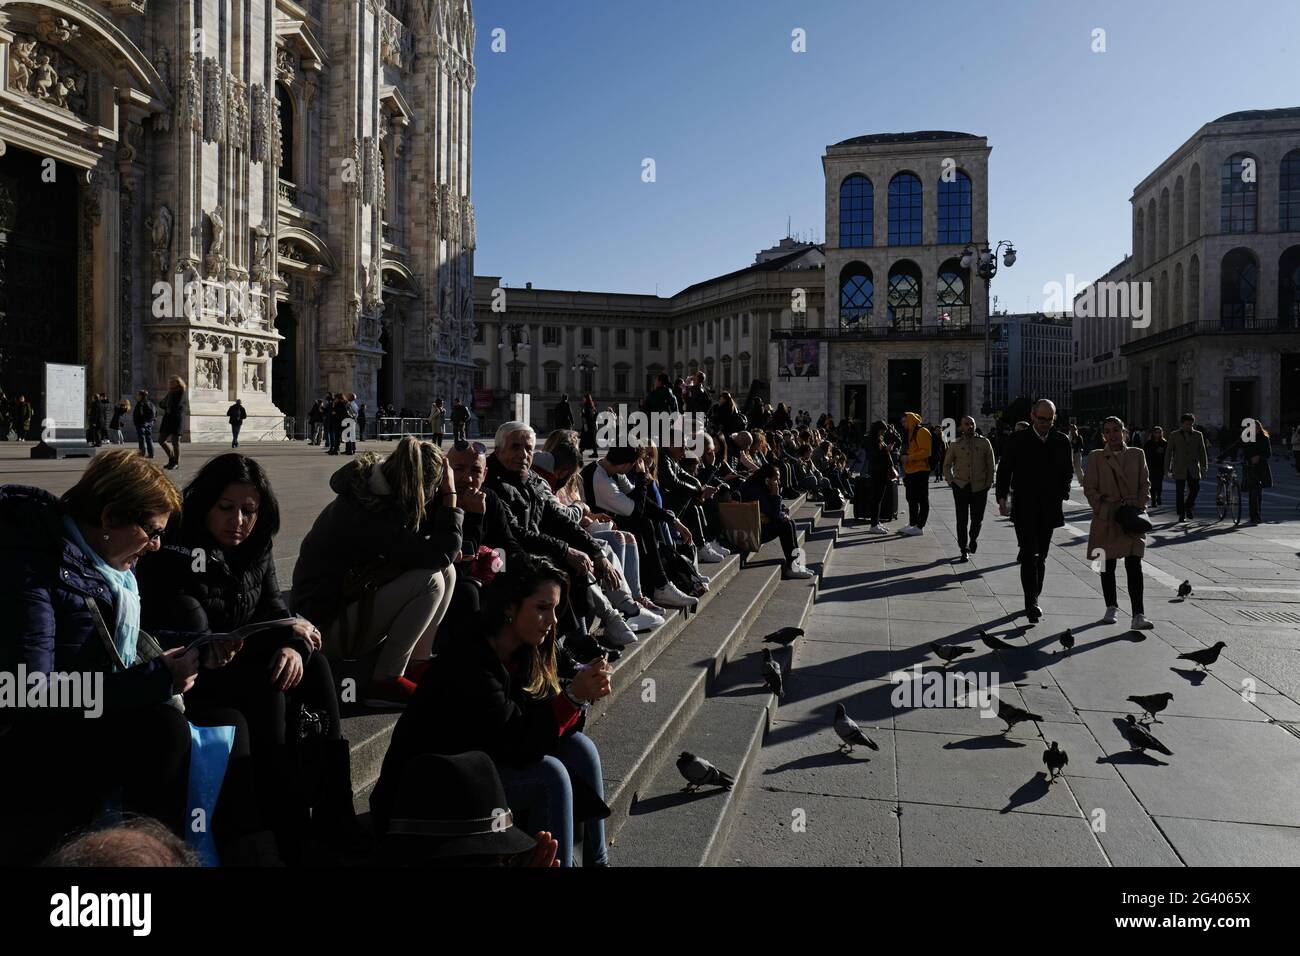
[63, 515, 140, 668]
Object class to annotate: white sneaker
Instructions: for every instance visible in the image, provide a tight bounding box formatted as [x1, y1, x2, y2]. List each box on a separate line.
[867, 524, 889, 535]
[697, 543, 725, 564]
[625, 609, 664, 632]
[901, 525, 924, 537]
[899, 525, 916, 535]
[1130, 614, 1154, 630]
[784, 564, 815, 580]
[600, 614, 639, 647]
[653, 583, 698, 609]
[711, 539, 733, 556]
[1101, 606, 1119, 625]
[637, 597, 670, 618]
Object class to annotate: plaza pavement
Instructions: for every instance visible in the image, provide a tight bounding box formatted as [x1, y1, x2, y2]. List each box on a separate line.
[6, 439, 1300, 867]
[721, 458, 1300, 866]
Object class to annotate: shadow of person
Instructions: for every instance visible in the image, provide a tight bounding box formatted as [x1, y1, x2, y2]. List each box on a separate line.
[767, 749, 869, 775]
[1096, 751, 1170, 767]
[1000, 771, 1051, 814]
[1171, 666, 1207, 686]
[630, 787, 724, 816]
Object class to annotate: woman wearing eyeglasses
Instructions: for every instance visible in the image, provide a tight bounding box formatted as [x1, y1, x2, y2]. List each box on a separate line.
[137, 453, 358, 860]
[0, 451, 267, 864]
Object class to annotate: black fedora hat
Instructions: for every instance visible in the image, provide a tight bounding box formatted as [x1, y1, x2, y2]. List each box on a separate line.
[384, 752, 538, 862]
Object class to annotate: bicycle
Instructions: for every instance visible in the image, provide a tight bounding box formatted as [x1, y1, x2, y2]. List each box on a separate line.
[1214, 463, 1242, 526]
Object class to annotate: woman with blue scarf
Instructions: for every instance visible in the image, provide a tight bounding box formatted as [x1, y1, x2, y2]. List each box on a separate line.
[0, 450, 270, 864]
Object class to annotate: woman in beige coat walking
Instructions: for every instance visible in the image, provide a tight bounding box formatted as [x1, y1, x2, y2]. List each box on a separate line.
[1084, 416, 1154, 630]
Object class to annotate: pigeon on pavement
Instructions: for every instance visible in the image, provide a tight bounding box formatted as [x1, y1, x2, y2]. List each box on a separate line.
[931, 642, 975, 666]
[1127, 692, 1174, 722]
[980, 631, 1016, 651]
[1121, 715, 1173, 756]
[1177, 580, 1193, 599]
[1043, 742, 1068, 780]
[833, 703, 879, 753]
[1059, 628, 1075, 653]
[1177, 641, 1225, 671]
[762, 648, 784, 700]
[764, 626, 804, 646]
[676, 752, 735, 791]
[997, 700, 1044, 733]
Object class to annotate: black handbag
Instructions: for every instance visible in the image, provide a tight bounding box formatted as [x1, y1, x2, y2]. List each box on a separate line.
[1102, 454, 1153, 535]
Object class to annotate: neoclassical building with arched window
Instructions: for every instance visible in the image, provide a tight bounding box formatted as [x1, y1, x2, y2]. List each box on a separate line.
[802, 130, 995, 427]
[0, 0, 477, 440]
[1116, 107, 1300, 437]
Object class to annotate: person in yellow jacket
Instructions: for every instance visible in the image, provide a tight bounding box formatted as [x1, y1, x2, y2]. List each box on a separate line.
[899, 411, 932, 535]
[943, 416, 996, 560]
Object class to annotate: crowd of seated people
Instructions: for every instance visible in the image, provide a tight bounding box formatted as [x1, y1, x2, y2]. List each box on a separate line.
[0, 388, 864, 868]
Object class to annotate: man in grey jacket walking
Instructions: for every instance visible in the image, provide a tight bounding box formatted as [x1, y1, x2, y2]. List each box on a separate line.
[1166, 412, 1208, 522]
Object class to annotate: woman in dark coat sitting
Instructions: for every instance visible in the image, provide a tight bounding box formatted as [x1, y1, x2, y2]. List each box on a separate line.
[370, 556, 613, 867]
[137, 453, 356, 858]
[0, 450, 268, 864]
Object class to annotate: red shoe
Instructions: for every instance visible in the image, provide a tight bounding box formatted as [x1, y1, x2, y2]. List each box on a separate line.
[363, 676, 419, 708]
[404, 659, 433, 684]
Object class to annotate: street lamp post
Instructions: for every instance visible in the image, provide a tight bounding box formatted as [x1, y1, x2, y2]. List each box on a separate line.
[497, 322, 530, 391]
[571, 352, 599, 396]
[961, 240, 1016, 416]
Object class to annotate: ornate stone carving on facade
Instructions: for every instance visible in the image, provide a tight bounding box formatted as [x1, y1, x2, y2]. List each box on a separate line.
[380, 10, 412, 68]
[429, 186, 441, 237]
[9, 36, 89, 117]
[202, 57, 224, 142]
[152, 46, 172, 132]
[461, 197, 475, 249]
[833, 347, 871, 382]
[345, 138, 362, 196]
[271, 92, 282, 168]
[179, 53, 202, 132]
[227, 74, 249, 150]
[1224, 348, 1261, 377]
[241, 361, 266, 393]
[35, 17, 80, 44]
[277, 240, 307, 263]
[251, 225, 272, 283]
[1178, 350, 1194, 380]
[940, 351, 970, 380]
[344, 300, 361, 344]
[146, 204, 172, 283]
[195, 356, 223, 391]
[363, 258, 385, 315]
[250, 84, 270, 163]
[275, 48, 297, 86]
[362, 136, 377, 203]
[205, 207, 226, 276]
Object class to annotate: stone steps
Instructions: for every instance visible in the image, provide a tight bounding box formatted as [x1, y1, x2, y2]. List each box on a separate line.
[604, 511, 841, 865]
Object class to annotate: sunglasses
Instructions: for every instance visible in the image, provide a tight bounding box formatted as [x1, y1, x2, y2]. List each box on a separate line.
[137, 521, 168, 542]
[453, 440, 487, 455]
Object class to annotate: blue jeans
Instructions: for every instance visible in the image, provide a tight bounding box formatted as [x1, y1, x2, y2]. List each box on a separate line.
[593, 529, 641, 599]
[496, 732, 607, 867]
[137, 424, 154, 457]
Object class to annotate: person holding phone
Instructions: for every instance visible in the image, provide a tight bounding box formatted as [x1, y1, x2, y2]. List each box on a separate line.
[371, 557, 613, 867]
[0, 451, 268, 864]
[137, 453, 356, 859]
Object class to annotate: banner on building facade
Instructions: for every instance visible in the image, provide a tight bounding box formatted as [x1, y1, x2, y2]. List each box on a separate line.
[778, 339, 819, 378]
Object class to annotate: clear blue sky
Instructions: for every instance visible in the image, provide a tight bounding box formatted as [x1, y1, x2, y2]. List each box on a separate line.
[471, 0, 1297, 311]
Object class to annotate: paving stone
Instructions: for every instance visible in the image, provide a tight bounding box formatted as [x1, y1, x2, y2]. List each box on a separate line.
[1154, 816, 1300, 866]
[898, 802, 1108, 866]
[723, 791, 901, 866]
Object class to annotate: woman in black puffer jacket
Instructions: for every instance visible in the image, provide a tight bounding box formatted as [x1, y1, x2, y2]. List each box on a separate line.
[137, 453, 358, 860]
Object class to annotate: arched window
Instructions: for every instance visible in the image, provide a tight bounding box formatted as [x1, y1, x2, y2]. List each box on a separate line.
[839, 263, 874, 328]
[1173, 261, 1184, 325]
[1220, 248, 1258, 328]
[738, 352, 751, 388]
[1159, 270, 1169, 329]
[1279, 246, 1300, 327]
[938, 170, 972, 244]
[276, 82, 295, 184]
[1173, 176, 1185, 247]
[1159, 188, 1170, 259]
[839, 174, 873, 247]
[936, 257, 970, 328]
[1188, 164, 1201, 240]
[1220, 154, 1258, 234]
[1281, 150, 1300, 232]
[1134, 207, 1145, 272]
[1146, 198, 1157, 265]
[888, 172, 922, 245]
[887, 260, 922, 330]
[1188, 254, 1200, 323]
[721, 355, 733, 392]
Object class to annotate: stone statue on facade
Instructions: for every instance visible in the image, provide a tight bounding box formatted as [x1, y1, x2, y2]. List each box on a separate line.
[205, 207, 225, 275]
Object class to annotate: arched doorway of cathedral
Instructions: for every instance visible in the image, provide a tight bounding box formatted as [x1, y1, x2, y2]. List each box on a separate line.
[0, 148, 80, 410]
[378, 322, 395, 412]
[272, 303, 298, 421]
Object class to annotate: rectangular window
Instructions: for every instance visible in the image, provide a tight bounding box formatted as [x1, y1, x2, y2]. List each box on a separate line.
[615, 369, 628, 393]
[740, 359, 750, 385]
[473, 324, 484, 343]
[742, 314, 750, 335]
[706, 324, 714, 344]
[545, 369, 558, 392]
[649, 330, 660, 349]
[472, 367, 485, 390]
[581, 370, 594, 394]
[677, 328, 684, 348]
[543, 326, 561, 347]
[691, 326, 698, 345]
[724, 318, 731, 340]
[616, 328, 627, 348]
[582, 327, 594, 347]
